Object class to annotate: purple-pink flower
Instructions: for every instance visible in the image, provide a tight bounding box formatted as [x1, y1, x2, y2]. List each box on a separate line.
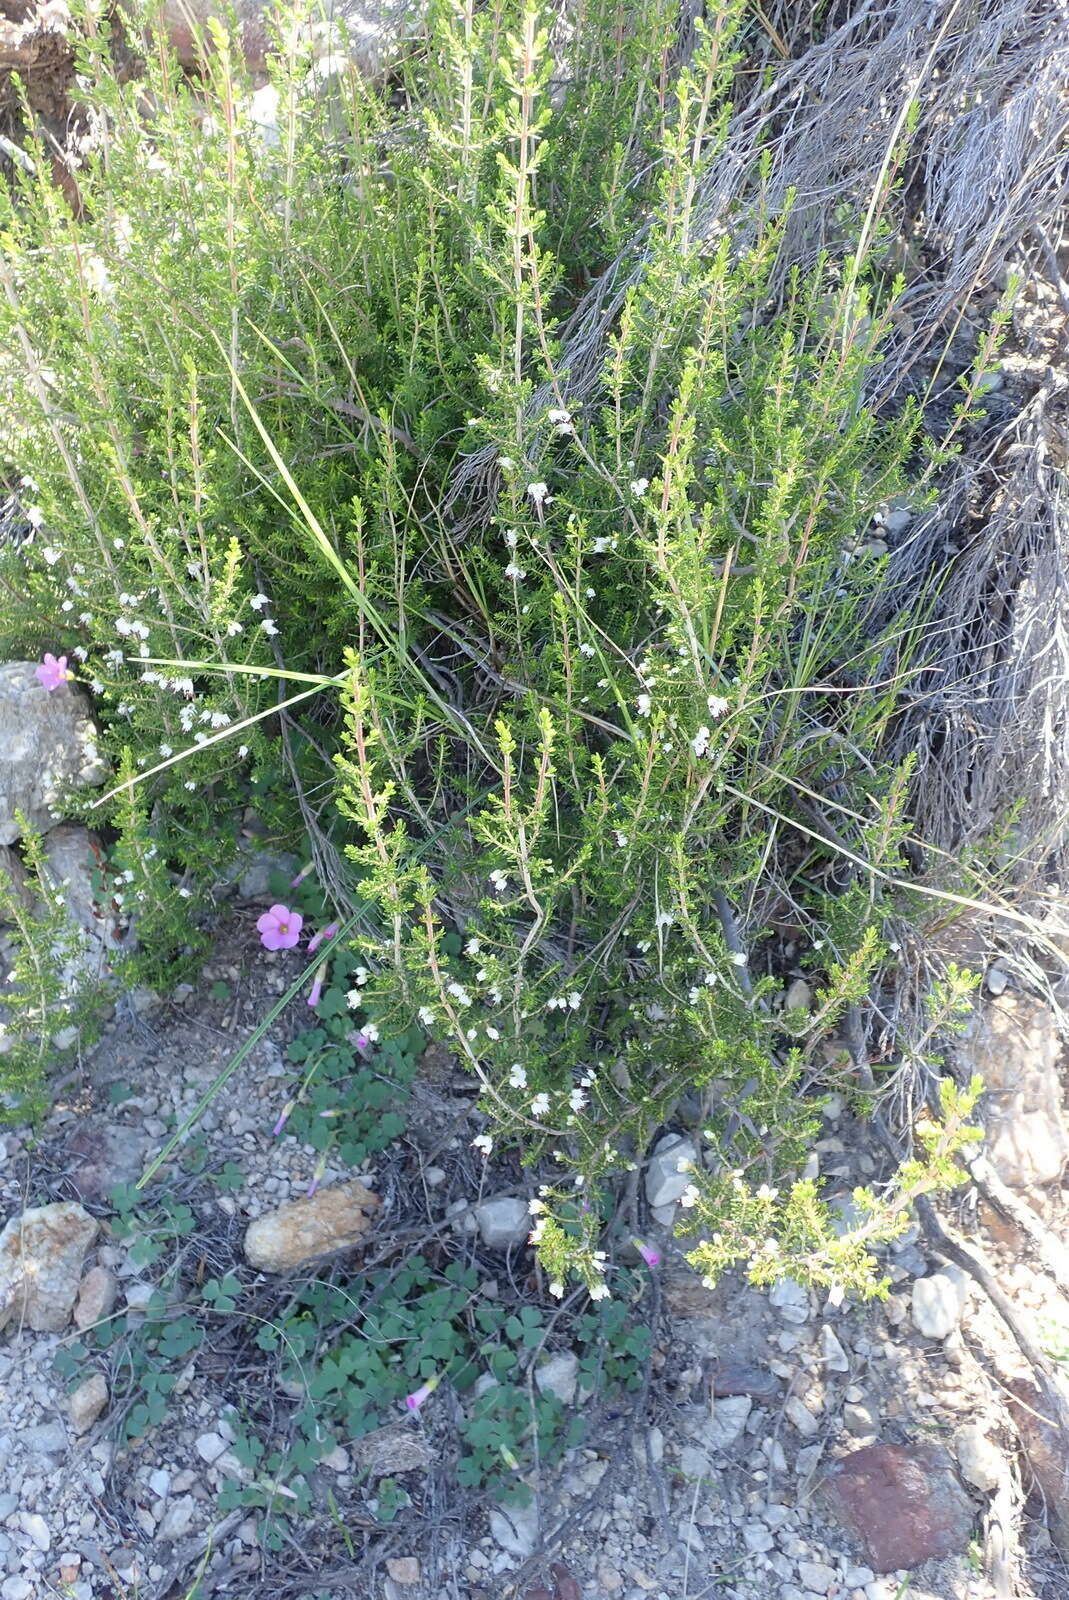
[307, 962, 326, 1009]
[256, 903, 304, 950]
[307, 922, 339, 955]
[36, 653, 73, 692]
[271, 1100, 294, 1137]
[633, 1237, 661, 1269]
[290, 863, 313, 888]
[405, 1374, 440, 1412]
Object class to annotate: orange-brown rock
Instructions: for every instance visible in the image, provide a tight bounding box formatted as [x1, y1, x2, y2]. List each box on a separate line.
[243, 1180, 379, 1273]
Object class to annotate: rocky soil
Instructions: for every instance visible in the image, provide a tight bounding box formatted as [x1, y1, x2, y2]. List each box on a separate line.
[0, 907, 1067, 1600]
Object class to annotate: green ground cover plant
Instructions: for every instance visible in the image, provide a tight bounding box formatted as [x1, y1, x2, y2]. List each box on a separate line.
[0, 0, 991, 1295]
[57, 1169, 653, 1532]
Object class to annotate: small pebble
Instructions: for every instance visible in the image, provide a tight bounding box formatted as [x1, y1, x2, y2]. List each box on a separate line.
[785, 1396, 820, 1437]
[18, 1512, 50, 1552]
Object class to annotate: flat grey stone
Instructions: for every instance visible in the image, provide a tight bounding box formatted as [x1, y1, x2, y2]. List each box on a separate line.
[473, 1196, 529, 1251]
[489, 1499, 539, 1557]
[22, 1422, 67, 1457]
[703, 1394, 751, 1451]
[911, 1272, 965, 1339]
[820, 1325, 849, 1371]
[769, 1278, 810, 1324]
[534, 1351, 580, 1406]
[743, 1523, 774, 1553]
[644, 1134, 697, 1209]
[157, 1495, 196, 1542]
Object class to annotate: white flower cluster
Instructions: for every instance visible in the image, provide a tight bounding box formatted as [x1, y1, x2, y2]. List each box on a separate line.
[249, 592, 280, 635]
[114, 616, 150, 640]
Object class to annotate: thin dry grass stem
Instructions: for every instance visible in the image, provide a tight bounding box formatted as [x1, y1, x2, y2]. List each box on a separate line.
[446, 0, 1069, 525]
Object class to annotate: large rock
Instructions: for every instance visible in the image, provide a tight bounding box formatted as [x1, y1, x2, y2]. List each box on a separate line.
[0, 1201, 99, 1333]
[821, 1442, 975, 1572]
[473, 1194, 529, 1251]
[40, 825, 128, 963]
[960, 993, 1069, 1188]
[154, 0, 428, 78]
[244, 1179, 379, 1272]
[644, 1132, 697, 1208]
[63, 1122, 151, 1204]
[0, 826, 127, 1057]
[0, 664, 107, 846]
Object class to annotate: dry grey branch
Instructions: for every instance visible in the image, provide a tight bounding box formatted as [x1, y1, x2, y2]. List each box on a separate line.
[447, 0, 1069, 521]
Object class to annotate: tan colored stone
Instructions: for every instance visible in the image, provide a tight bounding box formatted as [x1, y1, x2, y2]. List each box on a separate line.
[243, 1180, 379, 1273]
[68, 1372, 108, 1433]
[351, 1423, 432, 1479]
[960, 994, 1069, 1188]
[0, 1202, 99, 1333]
[74, 1265, 118, 1330]
[784, 978, 812, 1011]
[385, 1557, 420, 1584]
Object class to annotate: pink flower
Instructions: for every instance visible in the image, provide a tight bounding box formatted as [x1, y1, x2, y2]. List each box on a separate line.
[256, 904, 304, 951]
[307, 961, 327, 1009]
[404, 1374, 440, 1412]
[290, 863, 313, 888]
[633, 1237, 660, 1269]
[35, 653, 73, 692]
[307, 1151, 328, 1198]
[307, 922, 339, 955]
[271, 1100, 294, 1137]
